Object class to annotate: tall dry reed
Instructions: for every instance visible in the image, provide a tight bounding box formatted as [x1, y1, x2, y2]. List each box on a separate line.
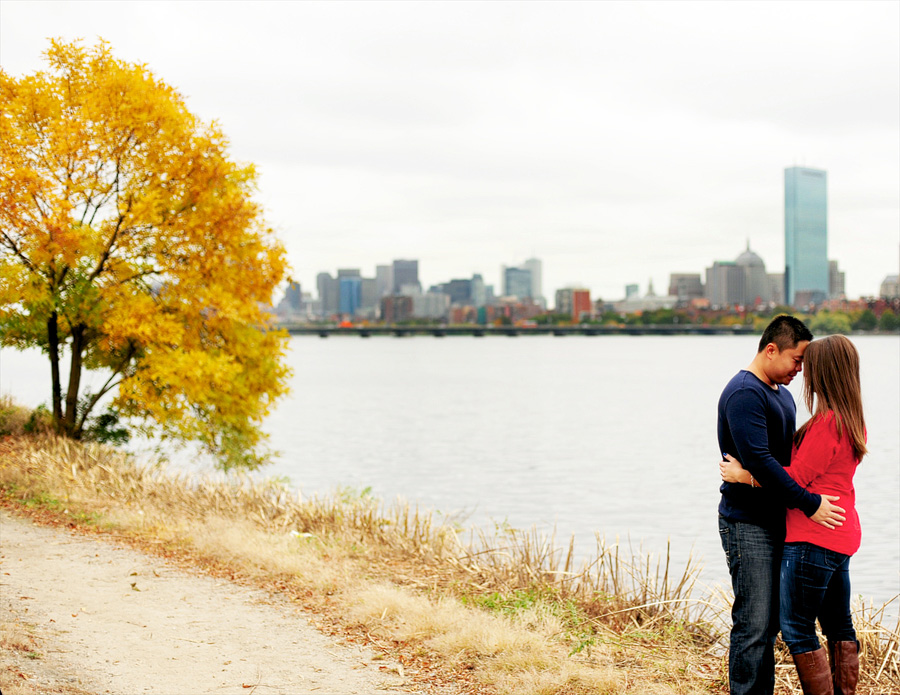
[1, 431, 896, 692]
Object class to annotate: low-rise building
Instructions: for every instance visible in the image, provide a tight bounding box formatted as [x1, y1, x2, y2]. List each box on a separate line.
[668, 274, 704, 302]
[555, 287, 592, 322]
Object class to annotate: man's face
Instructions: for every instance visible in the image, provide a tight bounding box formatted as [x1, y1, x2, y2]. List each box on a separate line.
[767, 340, 809, 385]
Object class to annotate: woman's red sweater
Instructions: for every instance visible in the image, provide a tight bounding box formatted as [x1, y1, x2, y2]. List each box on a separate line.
[785, 412, 862, 556]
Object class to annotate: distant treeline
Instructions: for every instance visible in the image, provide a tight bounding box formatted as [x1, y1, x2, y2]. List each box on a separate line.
[289, 305, 900, 334]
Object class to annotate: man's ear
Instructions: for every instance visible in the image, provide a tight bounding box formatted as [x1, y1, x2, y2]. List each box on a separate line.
[764, 343, 779, 358]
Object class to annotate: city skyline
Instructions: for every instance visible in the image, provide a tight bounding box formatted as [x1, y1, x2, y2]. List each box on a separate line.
[289, 237, 871, 318]
[2, 1, 898, 299]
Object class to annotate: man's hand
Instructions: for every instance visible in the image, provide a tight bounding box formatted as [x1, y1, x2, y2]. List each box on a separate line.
[811, 495, 846, 529]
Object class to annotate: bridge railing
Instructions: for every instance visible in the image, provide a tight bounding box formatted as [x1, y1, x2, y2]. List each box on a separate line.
[276, 323, 758, 337]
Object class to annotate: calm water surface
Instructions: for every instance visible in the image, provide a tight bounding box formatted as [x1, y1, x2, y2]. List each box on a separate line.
[4, 335, 898, 608]
[265, 334, 900, 609]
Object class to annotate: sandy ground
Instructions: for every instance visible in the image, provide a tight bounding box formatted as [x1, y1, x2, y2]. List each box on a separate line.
[0, 512, 419, 694]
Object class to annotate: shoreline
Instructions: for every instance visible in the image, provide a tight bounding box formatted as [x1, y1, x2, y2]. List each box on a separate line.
[1, 432, 897, 693]
[277, 323, 900, 338]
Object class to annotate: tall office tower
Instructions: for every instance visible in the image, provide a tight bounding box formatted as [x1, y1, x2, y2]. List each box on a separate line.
[828, 260, 845, 299]
[284, 281, 302, 311]
[337, 269, 361, 316]
[392, 260, 420, 294]
[339, 275, 362, 316]
[502, 267, 532, 299]
[767, 273, 785, 306]
[705, 261, 744, 309]
[360, 277, 378, 311]
[785, 166, 828, 306]
[317, 272, 340, 317]
[523, 258, 544, 306]
[471, 274, 486, 307]
[441, 279, 472, 305]
[375, 265, 393, 298]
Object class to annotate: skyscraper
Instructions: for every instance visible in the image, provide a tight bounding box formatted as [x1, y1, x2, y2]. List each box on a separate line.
[785, 166, 828, 306]
[502, 267, 532, 299]
[375, 264, 393, 298]
[392, 260, 420, 294]
[339, 275, 362, 316]
[471, 274, 487, 308]
[705, 261, 743, 309]
[284, 281, 302, 311]
[523, 258, 544, 307]
[337, 269, 361, 316]
[316, 272, 339, 317]
[828, 260, 845, 299]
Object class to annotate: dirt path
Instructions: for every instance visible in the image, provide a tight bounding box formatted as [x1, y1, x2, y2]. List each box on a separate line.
[0, 512, 415, 694]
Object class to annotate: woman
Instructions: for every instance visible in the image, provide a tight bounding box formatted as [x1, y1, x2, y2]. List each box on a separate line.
[721, 334, 865, 695]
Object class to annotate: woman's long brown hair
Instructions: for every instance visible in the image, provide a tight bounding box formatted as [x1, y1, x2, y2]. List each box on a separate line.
[795, 335, 867, 460]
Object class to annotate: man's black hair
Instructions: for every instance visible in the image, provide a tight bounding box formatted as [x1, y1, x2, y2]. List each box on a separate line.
[758, 314, 813, 352]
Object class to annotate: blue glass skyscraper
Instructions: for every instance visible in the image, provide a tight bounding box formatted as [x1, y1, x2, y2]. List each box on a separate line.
[339, 276, 362, 316]
[784, 166, 828, 306]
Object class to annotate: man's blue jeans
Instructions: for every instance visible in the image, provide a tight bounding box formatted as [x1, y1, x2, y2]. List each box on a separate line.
[780, 542, 857, 655]
[719, 516, 783, 695]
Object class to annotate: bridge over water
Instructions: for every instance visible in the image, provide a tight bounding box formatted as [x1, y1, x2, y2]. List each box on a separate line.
[279, 324, 758, 338]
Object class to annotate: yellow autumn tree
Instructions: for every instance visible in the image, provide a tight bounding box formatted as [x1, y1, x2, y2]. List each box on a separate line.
[0, 39, 290, 469]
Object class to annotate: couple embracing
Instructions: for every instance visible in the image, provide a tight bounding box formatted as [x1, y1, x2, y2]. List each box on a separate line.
[717, 315, 865, 694]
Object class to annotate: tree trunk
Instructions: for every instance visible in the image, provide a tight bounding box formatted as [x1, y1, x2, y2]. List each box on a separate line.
[64, 324, 85, 438]
[47, 312, 63, 428]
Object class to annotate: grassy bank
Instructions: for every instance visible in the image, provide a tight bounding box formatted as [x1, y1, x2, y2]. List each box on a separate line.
[0, 405, 897, 693]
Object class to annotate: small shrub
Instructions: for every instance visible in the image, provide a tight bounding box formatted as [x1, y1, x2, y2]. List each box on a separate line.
[82, 409, 130, 446]
[0, 398, 36, 437]
[879, 309, 899, 332]
[23, 405, 53, 435]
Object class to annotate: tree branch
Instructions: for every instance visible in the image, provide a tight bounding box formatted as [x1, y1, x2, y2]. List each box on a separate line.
[118, 267, 161, 285]
[73, 343, 136, 431]
[0, 231, 40, 275]
[88, 156, 134, 283]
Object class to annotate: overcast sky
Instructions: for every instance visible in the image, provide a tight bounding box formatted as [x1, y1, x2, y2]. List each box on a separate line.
[2, 0, 898, 300]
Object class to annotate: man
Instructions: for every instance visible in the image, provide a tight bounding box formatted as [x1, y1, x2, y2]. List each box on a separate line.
[717, 315, 845, 695]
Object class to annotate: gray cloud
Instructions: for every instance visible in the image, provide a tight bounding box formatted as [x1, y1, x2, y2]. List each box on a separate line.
[1, 0, 897, 299]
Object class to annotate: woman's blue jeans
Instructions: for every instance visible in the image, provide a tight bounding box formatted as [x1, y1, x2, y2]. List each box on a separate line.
[780, 541, 857, 655]
[719, 517, 782, 695]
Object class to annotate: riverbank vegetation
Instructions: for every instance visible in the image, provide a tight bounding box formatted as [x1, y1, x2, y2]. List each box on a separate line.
[1, 401, 897, 694]
[293, 301, 900, 336]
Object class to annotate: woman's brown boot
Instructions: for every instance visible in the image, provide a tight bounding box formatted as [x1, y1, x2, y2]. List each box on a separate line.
[829, 641, 859, 695]
[793, 647, 834, 695]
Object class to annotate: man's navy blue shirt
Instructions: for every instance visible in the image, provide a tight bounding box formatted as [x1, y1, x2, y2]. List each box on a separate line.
[717, 370, 820, 531]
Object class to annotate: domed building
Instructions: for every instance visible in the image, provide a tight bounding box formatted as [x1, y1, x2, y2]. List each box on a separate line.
[735, 245, 769, 308]
[705, 243, 772, 309]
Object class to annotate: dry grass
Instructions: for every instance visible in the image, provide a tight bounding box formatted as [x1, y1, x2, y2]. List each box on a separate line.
[0, 429, 897, 694]
[0, 397, 43, 437]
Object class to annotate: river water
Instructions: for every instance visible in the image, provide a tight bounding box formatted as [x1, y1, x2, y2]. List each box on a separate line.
[3, 334, 898, 609]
